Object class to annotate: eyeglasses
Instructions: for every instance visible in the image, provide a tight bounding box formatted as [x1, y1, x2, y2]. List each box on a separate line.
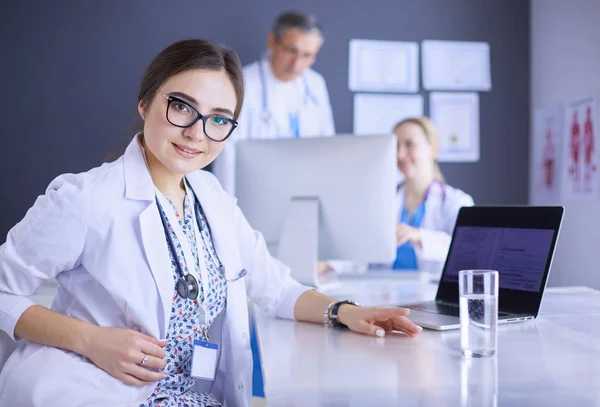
[154, 90, 238, 142]
[275, 40, 319, 61]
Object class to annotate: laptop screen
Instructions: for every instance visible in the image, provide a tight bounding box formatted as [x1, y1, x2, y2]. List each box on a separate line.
[442, 227, 555, 293]
[435, 206, 564, 316]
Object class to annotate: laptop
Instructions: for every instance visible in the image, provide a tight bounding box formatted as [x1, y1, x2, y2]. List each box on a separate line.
[400, 206, 564, 330]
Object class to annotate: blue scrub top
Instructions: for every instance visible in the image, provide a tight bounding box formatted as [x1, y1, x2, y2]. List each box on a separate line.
[392, 201, 426, 270]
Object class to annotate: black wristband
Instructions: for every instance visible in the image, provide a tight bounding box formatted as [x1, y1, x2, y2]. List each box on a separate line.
[330, 300, 360, 328]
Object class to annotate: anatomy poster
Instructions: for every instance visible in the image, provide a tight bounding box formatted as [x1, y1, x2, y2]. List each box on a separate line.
[563, 96, 597, 200]
[532, 106, 562, 202]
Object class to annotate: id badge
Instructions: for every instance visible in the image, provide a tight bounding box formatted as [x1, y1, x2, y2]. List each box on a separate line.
[191, 340, 219, 380]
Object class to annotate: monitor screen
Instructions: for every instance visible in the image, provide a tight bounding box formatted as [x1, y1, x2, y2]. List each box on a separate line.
[234, 136, 398, 286]
[442, 226, 555, 293]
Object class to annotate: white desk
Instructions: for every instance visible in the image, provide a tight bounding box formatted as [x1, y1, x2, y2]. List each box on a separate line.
[8, 280, 600, 406]
[254, 278, 600, 406]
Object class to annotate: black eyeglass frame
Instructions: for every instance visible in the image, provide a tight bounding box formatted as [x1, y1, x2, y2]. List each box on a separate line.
[155, 89, 238, 142]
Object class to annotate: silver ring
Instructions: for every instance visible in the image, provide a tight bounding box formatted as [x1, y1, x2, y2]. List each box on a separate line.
[140, 353, 149, 367]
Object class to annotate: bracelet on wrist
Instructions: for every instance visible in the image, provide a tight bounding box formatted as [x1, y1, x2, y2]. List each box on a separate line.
[323, 300, 338, 328]
[330, 300, 360, 328]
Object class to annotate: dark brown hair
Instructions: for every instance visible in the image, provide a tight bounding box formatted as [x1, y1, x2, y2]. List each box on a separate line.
[138, 38, 244, 120]
[106, 39, 244, 162]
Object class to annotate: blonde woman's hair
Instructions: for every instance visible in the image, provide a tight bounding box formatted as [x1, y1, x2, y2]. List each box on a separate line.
[393, 116, 445, 182]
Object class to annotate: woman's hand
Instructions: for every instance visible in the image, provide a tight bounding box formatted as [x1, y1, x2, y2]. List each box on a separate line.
[82, 326, 169, 386]
[396, 223, 421, 246]
[317, 260, 334, 274]
[337, 305, 422, 338]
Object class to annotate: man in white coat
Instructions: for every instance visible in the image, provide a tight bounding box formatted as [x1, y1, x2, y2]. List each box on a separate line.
[212, 10, 336, 195]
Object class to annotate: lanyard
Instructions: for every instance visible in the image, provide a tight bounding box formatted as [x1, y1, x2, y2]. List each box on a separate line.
[155, 180, 248, 338]
[155, 181, 217, 340]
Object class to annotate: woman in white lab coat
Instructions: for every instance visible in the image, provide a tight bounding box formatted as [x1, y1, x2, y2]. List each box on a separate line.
[0, 39, 421, 407]
[393, 117, 474, 279]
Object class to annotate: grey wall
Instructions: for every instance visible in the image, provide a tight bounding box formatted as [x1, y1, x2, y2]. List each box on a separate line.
[0, 0, 530, 239]
[530, 0, 600, 289]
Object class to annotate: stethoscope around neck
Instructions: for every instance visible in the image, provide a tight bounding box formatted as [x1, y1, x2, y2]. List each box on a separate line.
[258, 56, 319, 126]
[156, 180, 247, 301]
[397, 179, 447, 203]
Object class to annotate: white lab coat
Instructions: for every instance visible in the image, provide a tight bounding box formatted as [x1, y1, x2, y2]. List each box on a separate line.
[0, 135, 311, 407]
[396, 182, 474, 278]
[212, 58, 336, 195]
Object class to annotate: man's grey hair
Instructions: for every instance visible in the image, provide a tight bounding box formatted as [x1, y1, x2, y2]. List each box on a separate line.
[272, 11, 323, 40]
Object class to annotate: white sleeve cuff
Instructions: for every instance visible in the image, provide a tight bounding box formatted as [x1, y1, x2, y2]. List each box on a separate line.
[275, 281, 313, 320]
[0, 293, 36, 341]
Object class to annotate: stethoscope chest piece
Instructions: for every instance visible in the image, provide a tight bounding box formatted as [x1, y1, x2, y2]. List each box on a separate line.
[176, 274, 200, 300]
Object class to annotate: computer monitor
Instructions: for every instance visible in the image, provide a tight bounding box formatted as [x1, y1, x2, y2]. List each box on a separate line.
[235, 135, 397, 286]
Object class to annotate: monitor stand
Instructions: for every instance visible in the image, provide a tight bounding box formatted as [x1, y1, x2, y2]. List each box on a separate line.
[276, 197, 322, 287]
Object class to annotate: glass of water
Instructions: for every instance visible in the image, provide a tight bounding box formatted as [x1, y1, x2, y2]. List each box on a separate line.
[459, 270, 499, 357]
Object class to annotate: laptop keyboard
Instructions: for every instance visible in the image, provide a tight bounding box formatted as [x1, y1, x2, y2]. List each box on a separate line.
[405, 302, 460, 317]
[406, 301, 514, 318]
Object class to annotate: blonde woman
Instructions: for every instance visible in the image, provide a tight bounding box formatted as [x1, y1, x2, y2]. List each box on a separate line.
[393, 117, 474, 277]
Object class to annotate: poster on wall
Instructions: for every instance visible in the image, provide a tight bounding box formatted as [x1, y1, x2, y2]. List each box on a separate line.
[429, 92, 480, 162]
[353, 93, 424, 136]
[562, 96, 597, 200]
[532, 106, 563, 203]
[421, 40, 491, 91]
[348, 39, 419, 93]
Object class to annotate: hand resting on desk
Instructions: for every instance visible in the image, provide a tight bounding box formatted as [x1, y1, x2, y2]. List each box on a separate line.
[337, 305, 423, 338]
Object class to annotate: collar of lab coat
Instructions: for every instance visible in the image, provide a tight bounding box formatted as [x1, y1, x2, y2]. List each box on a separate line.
[123, 133, 156, 201]
[396, 181, 446, 219]
[122, 134, 242, 333]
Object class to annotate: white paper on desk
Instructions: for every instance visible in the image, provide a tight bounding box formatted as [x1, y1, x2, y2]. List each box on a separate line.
[562, 96, 597, 200]
[531, 105, 563, 203]
[349, 39, 419, 93]
[422, 40, 491, 91]
[353, 93, 424, 136]
[429, 92, 479, 162]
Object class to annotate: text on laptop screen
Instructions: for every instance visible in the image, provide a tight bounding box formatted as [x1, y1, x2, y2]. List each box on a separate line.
[442, 226, 555, 292]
